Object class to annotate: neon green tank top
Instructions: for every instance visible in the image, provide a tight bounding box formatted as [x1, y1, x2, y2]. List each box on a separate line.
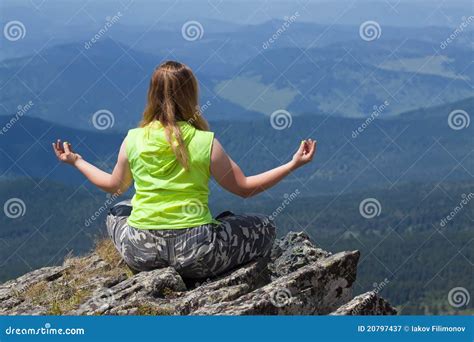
[125, 121, 215, 229]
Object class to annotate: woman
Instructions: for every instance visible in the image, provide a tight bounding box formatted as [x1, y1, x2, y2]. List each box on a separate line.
[52, 61, 316, 279]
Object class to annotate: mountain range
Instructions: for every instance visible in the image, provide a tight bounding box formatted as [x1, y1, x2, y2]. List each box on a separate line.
[0, 96, 472, 195]
[1, 18, 472, 129]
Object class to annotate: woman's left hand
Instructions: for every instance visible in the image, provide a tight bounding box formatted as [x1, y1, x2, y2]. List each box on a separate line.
[52, 139, 82, 166]
[291, 139, 317, 169]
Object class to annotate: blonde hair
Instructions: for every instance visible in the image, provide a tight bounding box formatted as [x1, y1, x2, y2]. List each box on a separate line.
[140, 61, 209, 170]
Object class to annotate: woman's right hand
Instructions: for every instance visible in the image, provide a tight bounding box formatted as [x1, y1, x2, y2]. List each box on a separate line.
[52, 139, 82, 166]
[291, 139, 317, 169]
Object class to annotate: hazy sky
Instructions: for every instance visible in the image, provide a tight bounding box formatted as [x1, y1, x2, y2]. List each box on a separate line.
[1, 0, 471, 27]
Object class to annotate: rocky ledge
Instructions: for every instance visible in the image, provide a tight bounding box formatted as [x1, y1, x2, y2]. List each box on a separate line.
[0, 232, 396, 315]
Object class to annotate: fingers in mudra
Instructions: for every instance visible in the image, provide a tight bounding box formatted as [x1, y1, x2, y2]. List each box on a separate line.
[293, 139, 317, 167]
[52, 139, 80, 165]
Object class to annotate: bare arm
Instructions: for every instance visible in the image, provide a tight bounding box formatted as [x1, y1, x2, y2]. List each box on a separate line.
[210, 138, 316, 198]
[52, 139, 133, 194]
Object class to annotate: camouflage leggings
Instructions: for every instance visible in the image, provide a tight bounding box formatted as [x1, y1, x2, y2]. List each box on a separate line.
[106, 200, 276, 279]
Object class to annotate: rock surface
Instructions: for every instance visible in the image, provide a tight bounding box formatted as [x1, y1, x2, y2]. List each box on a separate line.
[0, 232, 397, 315]
[330, 291, 398, 315]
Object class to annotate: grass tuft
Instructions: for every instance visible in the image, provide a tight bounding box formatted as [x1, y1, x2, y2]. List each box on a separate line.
[20, 238, 134, 315]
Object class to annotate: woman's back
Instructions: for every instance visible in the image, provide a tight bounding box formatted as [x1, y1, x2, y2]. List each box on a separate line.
[52, 60, 316, 278]
[126, 120, 214, 229]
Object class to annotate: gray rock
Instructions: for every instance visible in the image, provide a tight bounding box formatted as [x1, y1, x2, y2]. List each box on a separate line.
[193, 251, 359, 315]
[71, 267, 186, 315]
[270, 231, 331, 277]
[0, 231, 397, 316]
[330, 291, 397, 315]
[0, 265, 68, 315]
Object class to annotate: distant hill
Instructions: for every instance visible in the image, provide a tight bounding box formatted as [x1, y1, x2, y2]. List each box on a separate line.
[216, 44, 472, 118]
[0, 178, 108, 282]
[0, 114, 125, 185]
[1, 22, 472, 129]
[399, 96, 474, 120]
[0, 97, 472, 194]
[2, 1, 471, 60]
